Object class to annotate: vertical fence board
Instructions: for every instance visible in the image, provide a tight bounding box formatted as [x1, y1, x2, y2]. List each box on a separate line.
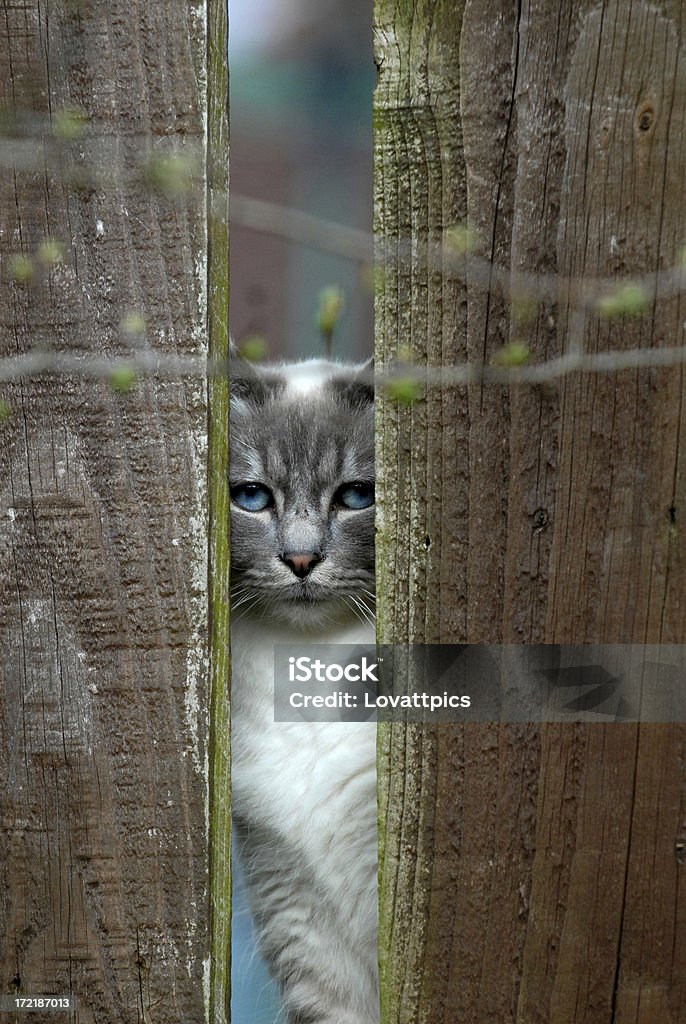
[0, 2, 210, 1021]
[374, 1, 686, 1022]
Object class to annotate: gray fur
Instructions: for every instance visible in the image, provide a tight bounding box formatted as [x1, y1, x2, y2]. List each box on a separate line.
[229, 356, 379, 1024]
[229, 358, 375, 630]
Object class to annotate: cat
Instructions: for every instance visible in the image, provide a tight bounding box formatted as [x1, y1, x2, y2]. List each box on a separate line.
[229, 352, 379, 1024]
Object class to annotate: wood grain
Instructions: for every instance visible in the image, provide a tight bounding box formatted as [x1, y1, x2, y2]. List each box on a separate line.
[0, 2, 209, 1021]
[374, 1, 686, 1021]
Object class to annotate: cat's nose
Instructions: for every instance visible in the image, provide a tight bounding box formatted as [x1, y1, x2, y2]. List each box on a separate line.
[281, 551, 321, 579]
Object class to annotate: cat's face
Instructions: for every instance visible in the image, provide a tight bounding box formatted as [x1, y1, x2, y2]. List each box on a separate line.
[229, 358, 375, 630]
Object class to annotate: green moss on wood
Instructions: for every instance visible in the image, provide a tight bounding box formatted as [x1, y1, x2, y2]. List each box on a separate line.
[207, 1, 231, 1021]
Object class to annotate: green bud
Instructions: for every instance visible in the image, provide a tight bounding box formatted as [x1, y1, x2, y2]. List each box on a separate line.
[384, 376, 421, 404]
[110, 366, 138, 392]
[316, 286, 345, 337]
[597, 283, 649, 318]
[9, 254, 34, 284]
[239, 335, 268, 362]
[53, 107, 88, 142]
[492, 342, 531, 367]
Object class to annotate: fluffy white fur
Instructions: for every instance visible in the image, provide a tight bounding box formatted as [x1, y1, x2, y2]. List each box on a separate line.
[278, 358, 343, 394]
[231, 616, 378, 1023]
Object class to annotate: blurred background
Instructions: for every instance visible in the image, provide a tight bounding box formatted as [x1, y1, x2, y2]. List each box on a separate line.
[229, 0, 374, 363]
[229, 1, 374, 1020]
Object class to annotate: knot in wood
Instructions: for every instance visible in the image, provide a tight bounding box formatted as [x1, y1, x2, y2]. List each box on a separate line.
[635, 101, 656, 135]
[532, 508, 549, 531]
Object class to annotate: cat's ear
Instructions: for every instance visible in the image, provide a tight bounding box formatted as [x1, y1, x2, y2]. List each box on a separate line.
[229, 343, 275, 405]
[330, 357, 374, 409]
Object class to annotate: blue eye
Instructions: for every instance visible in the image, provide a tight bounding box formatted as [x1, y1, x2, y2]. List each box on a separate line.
[335, 482, 375, 510]
[231, 483, 274, 512]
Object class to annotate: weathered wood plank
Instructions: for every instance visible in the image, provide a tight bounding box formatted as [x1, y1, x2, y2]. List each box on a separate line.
[0, 2, 209, 1020]
[374, 1, 686, 1021]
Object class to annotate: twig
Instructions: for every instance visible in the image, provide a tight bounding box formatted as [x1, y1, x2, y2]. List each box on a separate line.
[229, 195, 372, 264]
[2, 344, 686, 388]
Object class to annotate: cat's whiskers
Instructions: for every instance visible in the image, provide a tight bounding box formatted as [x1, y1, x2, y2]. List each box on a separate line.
[350, 592, 376, 618]
[232, 599, 264, 622]
[344, 594, 375, 630]
[231, 583, 275, 623]
[231, 590, 259, 611]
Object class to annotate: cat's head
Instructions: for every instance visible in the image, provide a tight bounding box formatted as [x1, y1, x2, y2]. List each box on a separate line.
[229, 354, 375, 630]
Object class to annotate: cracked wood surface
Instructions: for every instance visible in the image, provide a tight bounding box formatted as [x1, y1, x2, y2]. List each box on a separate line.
[374, 1, 686, 1022]
[0, 2, 209, 1021]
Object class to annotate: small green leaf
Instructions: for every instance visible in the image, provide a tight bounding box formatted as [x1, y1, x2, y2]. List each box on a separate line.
[9, 254, 34, 284]
[492, 342, 532, 367]
[238, 335, 268, 362]
[0, 400, 11, 422]
[53, 107, 88, 142]
[110, 366, 138, 392]
[597, 283, 650, 318]
[384, 376, 421, 404]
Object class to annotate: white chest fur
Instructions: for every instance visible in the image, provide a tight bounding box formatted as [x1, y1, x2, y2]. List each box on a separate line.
[231, 617, 377, 880]
[231, 615, 379, 1023]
